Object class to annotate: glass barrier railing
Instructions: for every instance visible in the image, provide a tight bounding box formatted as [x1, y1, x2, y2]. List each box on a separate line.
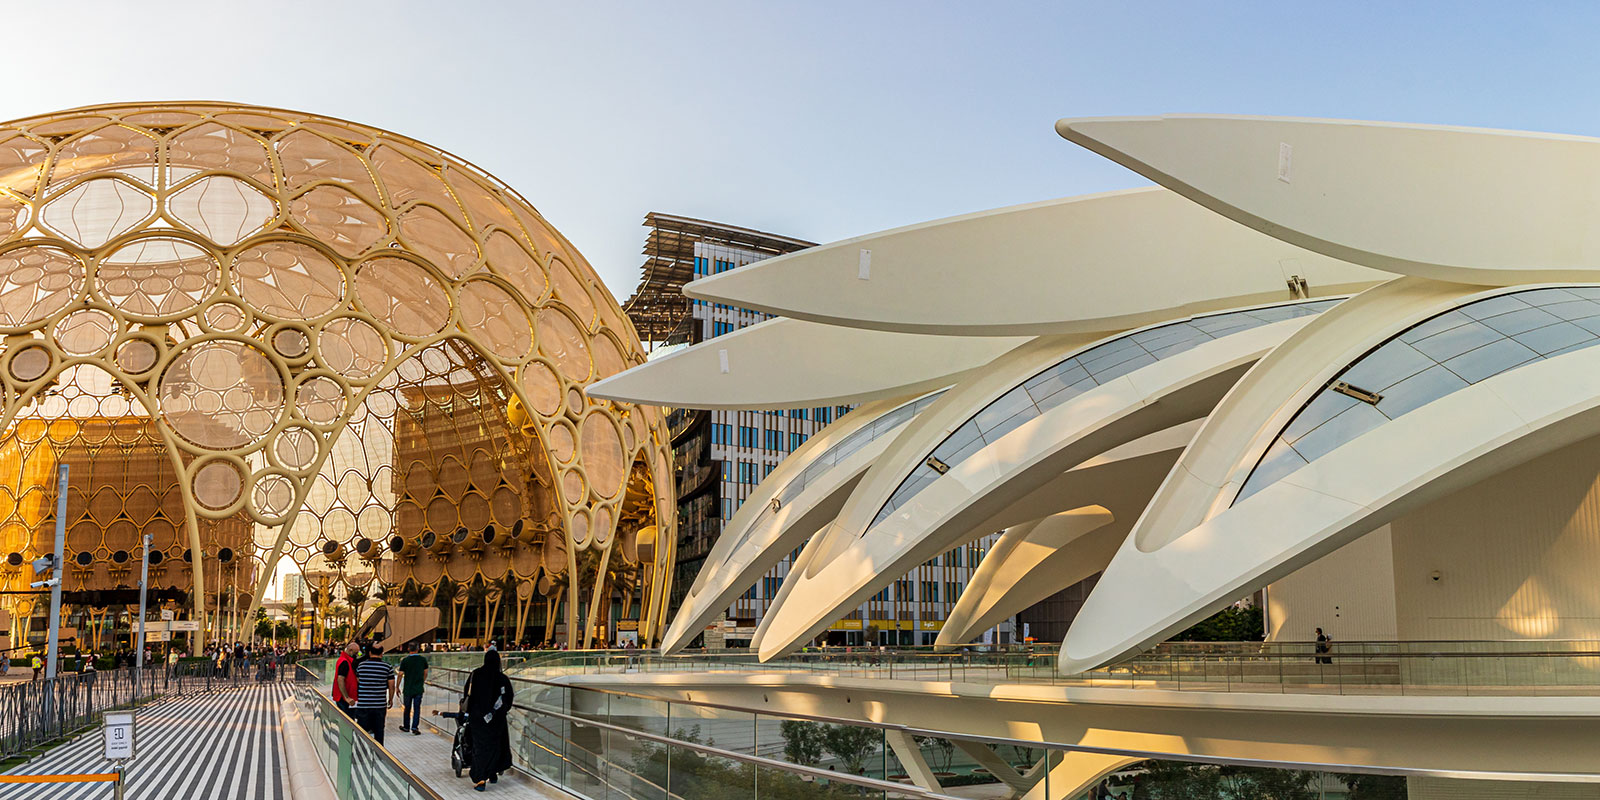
[382, 640, 1600, 697]
[301, 643, 1600, 799]
[288, 665, 444, 800]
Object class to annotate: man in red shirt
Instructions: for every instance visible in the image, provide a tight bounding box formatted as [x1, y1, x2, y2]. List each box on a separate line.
[332, 641, 359, 715]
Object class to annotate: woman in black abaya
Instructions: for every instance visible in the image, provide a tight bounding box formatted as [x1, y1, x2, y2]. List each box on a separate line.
[465, 649, 516, 791]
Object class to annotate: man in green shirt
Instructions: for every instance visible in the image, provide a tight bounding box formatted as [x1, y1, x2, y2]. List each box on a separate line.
[396, 643, 429, 735]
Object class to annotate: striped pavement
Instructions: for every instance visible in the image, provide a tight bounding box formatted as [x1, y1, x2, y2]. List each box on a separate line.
[2, 683, 287, 800]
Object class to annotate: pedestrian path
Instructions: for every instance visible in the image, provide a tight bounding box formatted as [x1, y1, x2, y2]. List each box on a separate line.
[2, 683, 287, 799]
[383, 716, 573, 799]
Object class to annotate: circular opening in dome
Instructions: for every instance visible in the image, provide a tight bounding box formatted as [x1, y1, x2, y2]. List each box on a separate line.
[111, 550, 129, 564]
[115, 337, 159, 375]
[9, 345, 51, 382]
[148, 550, 164, 566]
[272, 327, 309, 358]
[5, 552, 20, 566]
[481, 525, 495, 544]
[182, 548, 192, 562]
[321, 540, 341, 557]
[511, 520, 523, 538]
[389, 536, 405, 554]
[203, 301, 249, 332]
[452, 527, 469, 544]
[355, 537, 373, 555]
[217, 547, 234, 564]
[420, 532, 436, 549]
[74, 551, 92, 566]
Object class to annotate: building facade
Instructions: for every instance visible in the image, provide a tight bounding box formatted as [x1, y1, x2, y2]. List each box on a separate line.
[624, 214, 1012, 647]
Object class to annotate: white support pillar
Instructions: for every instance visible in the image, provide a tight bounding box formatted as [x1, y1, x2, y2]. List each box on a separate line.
[953, 738, 1034, 796]
[885, 730, 943, 792]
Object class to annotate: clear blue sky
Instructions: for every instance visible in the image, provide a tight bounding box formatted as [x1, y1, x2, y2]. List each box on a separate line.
[8, 1, 1599, 298]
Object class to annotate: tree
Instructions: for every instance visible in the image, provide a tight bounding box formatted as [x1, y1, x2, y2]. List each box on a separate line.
[913, 735, 956, 772]
[1136, 760, 1223, 800]
[820, 724, 880, 775]
[1170, 606, 1264, 642]
[778, 720, 825, 767]
[1339, 773, 1406, 800]
[254, 618, 273, 642]
[274, 621, 295, 642]
[630, 725, 862, 800]
[1133, 760, 1320, 800]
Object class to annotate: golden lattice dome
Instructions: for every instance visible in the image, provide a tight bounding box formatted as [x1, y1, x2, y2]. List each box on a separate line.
[0, 102, 675, 648]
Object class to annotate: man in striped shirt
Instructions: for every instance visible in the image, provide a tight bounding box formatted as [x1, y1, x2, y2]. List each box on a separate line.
[352, 645, 397, 744]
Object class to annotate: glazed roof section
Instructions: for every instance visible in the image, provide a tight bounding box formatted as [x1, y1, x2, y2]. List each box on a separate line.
[1238, 286, 1600, 501]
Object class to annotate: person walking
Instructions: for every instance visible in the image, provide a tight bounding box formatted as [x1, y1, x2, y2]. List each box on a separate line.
[465, 650, 515, 791]
[332, 642, 360, 716]
[396, 643, 429, 735]
[29, 653, 41, 683]
[1314, 627, 1332, 665]
[353, 645, 396, 744]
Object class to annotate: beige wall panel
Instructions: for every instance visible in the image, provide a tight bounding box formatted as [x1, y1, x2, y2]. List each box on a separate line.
[1391, 433, 1600, 642]
[1407, 777, 1600, 800]
[1266, 525, 1397, 643]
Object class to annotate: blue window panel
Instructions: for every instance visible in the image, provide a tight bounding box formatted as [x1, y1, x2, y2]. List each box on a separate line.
[1240, 287, 1600, 502]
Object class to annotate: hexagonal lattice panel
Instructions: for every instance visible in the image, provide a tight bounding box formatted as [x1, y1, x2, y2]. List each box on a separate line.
[0, 103, 676, 649]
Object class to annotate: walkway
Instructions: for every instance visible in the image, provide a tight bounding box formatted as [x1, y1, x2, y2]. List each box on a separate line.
[385, 716, 573, 800]
[3, 683, 287, 799]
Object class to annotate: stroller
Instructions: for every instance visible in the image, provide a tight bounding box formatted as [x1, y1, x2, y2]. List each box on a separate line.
[441, 694, 474, 778]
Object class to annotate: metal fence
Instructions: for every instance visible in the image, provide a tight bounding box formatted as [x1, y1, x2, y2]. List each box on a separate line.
[0, 656, 297, 761]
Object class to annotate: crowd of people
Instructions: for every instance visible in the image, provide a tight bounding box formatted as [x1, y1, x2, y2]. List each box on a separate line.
[329, 641, 514, 792]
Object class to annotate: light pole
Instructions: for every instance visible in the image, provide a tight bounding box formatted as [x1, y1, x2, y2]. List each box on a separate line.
[134, 533, 150, 694]
[28, 465, 67, 724]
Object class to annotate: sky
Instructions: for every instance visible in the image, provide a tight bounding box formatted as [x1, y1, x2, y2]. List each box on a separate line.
[9, 2, 1600, 300]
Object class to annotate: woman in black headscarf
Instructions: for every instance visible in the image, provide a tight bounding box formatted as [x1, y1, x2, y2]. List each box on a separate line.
[465, 649, 515, 791]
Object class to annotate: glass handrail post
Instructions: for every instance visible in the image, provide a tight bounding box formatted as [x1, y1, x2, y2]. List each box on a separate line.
[335, 708, 353, 797]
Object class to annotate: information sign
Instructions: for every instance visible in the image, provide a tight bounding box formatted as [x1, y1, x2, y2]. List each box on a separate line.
[103, 712, 134, 760]
[160, 610, 174, 621]
[142, 630, 170, 643]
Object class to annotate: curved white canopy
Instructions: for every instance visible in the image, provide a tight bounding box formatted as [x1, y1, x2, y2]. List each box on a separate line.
[1127, 278, 1478, 555]
[758, 316, 1313, 660]
[685, 187, 1383, 336]
[585, 316, 1027, 409]
[936, 421, 1200, 647]
[1063, 343, 1600, 672]
[659, 390, 942, 654]
[1057, 115, 1600, 287]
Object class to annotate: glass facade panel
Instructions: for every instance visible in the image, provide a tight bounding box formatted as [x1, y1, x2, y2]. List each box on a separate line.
[1237, 286, 1600, 502]
[727, 389, 945, 552]
[870, 298, 1339, 529]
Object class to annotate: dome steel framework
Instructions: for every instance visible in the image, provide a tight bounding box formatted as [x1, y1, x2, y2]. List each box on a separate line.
[0, 102, 676, 649]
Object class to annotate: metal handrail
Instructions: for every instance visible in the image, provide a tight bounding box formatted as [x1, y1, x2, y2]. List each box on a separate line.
[291, 665, 445, 800]
[408, 652, 1599, 784]
[423, 675, 965, 799]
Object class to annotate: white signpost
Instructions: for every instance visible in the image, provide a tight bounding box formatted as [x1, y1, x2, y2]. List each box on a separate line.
[160, 610, 174, 622]
[104, 710, 134, 798]
[103, 712, 134, 759]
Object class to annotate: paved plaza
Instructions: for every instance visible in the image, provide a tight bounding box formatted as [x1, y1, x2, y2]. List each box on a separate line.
[3, 683, 287, 800]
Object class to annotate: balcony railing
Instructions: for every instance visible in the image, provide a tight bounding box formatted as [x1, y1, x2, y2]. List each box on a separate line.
[301, 640, 1600, 799]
